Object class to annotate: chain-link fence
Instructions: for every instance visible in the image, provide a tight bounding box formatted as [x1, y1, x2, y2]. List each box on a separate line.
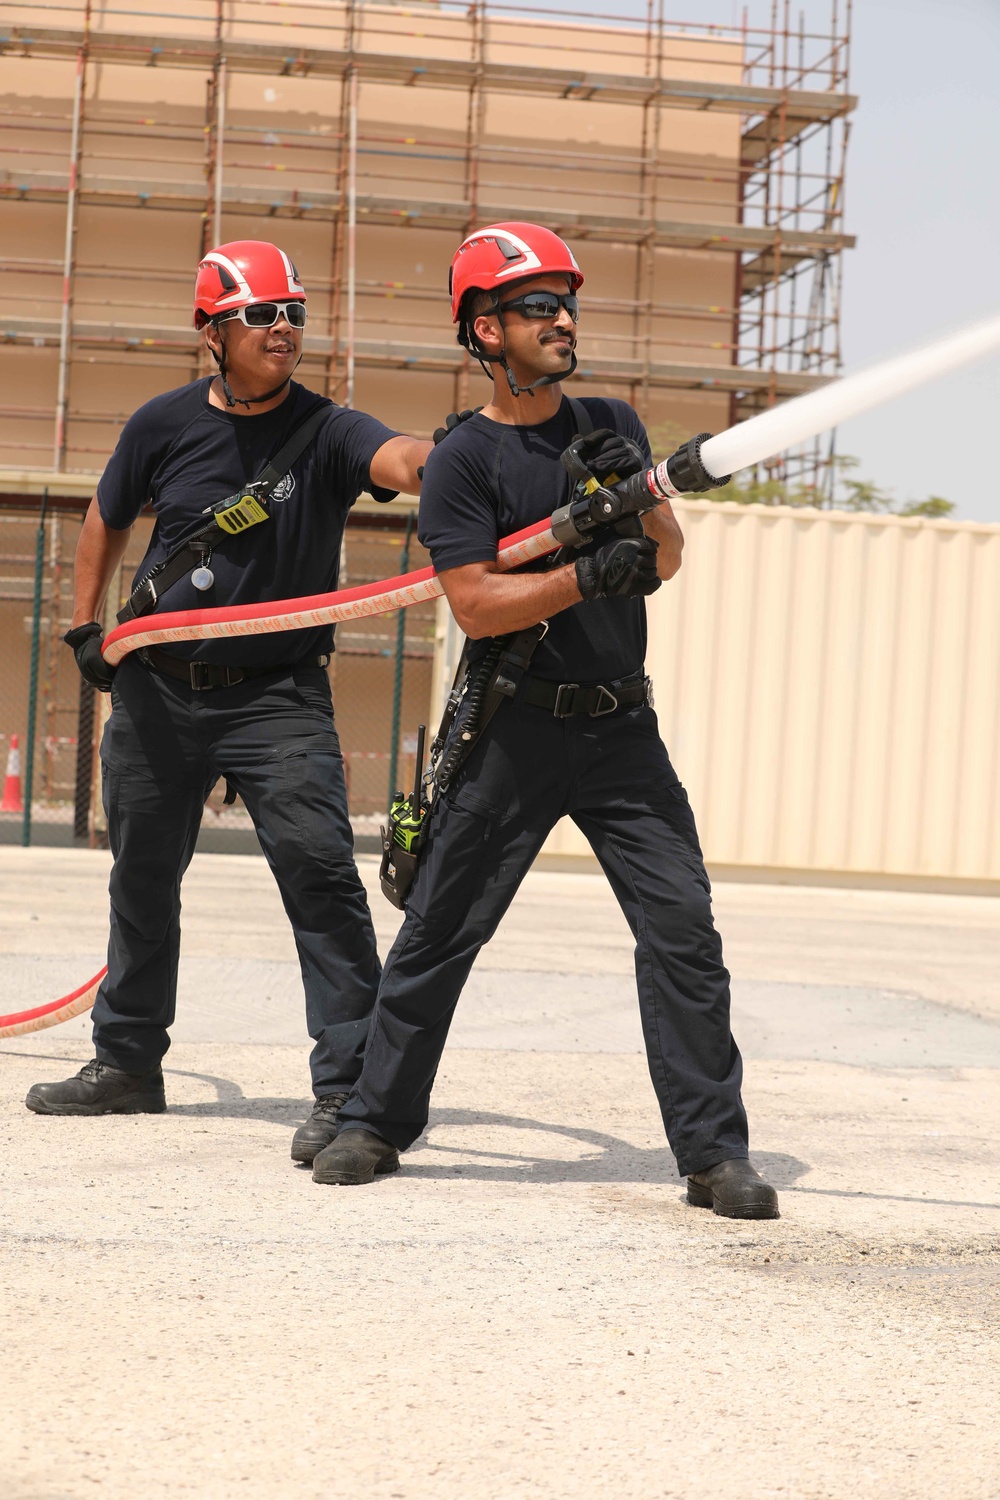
[327, 514, 437, 850]
[0, 501, 436, 854]
[0, 506, 86, 845]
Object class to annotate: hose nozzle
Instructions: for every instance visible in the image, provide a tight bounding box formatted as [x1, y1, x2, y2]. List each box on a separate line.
[550, 431, 731, 546]
[662, 432, 731, 495]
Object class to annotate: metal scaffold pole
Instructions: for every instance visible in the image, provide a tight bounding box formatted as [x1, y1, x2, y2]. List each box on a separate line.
[213, 57, 227, 246]
[53, 42, 87, 471]
[22, 490, 48, 849]
[457, 0, 487, 413]
[345, 64, 359, 411]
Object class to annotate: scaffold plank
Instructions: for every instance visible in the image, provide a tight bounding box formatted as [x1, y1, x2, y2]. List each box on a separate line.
[0, 25, 854, 142]
[0, 318, 829, 399]
[0, 178, 854, 262]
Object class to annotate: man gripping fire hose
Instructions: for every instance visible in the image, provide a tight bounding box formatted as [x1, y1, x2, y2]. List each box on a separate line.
[311, 222, 779, 1220]
[25, 240, 431, 1162]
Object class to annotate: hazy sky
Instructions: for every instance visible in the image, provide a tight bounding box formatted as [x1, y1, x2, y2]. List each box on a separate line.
[567, 0, 1000, 520]
[814, 0, 1000, 521]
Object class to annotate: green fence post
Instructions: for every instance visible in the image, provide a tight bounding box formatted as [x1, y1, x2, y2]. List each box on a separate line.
[22, 488, 48, 848]
[386, 509, 415, 808]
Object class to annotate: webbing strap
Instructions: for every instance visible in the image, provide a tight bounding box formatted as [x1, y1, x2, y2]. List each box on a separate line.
[247, 404, 330, 494]
[566, 397, 594, 438]
[118, 403, 331, 624]
[433, 623, 547, 795]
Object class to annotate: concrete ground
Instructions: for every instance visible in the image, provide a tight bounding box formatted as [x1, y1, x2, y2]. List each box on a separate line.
[1, 848, 998, 1500]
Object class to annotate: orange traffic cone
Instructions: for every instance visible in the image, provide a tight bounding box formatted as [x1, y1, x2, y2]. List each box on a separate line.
[1, 734, 23, 813]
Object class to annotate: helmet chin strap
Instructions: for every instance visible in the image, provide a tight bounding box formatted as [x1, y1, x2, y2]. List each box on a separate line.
[211, 322, 302, 409]
[459, 301, 576, 398]
[498, 348, 578, 399]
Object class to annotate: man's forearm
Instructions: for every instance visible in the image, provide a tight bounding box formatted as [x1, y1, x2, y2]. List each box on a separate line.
[71, 497, 132, 628]
[642, 500, 684, 580]
[442, 561, 582, 638]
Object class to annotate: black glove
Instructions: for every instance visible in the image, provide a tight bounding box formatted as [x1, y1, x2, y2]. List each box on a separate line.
[576, 535, 661, 601]
[64, 622, 116, 692]
[571, 428, 647, 486]
[433, 408, 482, 446]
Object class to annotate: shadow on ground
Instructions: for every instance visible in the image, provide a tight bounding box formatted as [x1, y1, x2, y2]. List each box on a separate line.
[8, 1049, 998, 1211]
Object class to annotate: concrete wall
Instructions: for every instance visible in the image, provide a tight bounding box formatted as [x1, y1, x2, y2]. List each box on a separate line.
[521, 501, 1000, 889]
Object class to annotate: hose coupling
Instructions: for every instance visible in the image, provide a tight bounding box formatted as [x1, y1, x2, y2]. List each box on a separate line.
[663, 432, 730, 494]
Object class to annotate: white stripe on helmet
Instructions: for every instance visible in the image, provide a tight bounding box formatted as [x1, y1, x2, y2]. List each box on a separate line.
[202, 251, 253, 307]
[458, 227, 546, 281]
[278, 248, 306, 297]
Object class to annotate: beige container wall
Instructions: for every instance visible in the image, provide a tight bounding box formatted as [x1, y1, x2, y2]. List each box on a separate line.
[539, 501, 1000, 886]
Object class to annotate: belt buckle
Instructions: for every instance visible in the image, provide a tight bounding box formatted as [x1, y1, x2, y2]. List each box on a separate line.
[644, 674, 654, 709]
[189, 661, 213, 692]
[591, 684, 619, 717]
[552, 682, 578, 717]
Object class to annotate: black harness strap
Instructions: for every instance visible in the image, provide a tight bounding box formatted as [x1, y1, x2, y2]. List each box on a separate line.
[249, 406, 330, 493]
[432, 623, 547, 796]
[565, 396, 594, 439]
[117, 404, 331, 624]
[429, 395, 598, 795]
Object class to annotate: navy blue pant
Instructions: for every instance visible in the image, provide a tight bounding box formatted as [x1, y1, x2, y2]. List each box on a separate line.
[337, 693, 749, 1177]
[93, 656, 381, 1093]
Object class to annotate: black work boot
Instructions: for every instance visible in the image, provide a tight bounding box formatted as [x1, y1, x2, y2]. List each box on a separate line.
[312, 1127, 400, 1186]
[25, 1058, 166, 1116]
[290, 1092, 350, 1164]
[687, 1158, 779, 1220]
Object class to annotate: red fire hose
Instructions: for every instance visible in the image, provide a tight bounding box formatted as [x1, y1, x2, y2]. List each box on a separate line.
[0, 967, 107, 1040]
[0, 515, 559, 1039]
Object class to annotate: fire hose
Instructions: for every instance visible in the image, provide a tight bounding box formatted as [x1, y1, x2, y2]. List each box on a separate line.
[3, 309, 999, 1040]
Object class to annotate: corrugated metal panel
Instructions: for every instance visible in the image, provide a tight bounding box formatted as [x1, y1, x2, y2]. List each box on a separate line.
[542, 501, 1000, 882]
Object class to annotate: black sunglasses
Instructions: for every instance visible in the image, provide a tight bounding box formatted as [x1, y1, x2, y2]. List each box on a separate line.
[497, 290, 580, 323]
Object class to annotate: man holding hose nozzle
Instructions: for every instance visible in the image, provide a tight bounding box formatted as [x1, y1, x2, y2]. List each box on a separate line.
[313, 222, 779, 1219]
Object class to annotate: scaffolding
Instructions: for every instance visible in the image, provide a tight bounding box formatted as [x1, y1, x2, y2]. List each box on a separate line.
[0, 0, 855, 834]
[0, 0, 854, 491]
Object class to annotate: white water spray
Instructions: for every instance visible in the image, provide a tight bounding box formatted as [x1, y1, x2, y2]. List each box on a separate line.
[699, 312, 1000, 482]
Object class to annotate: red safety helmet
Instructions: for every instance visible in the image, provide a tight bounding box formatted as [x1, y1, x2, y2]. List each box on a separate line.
[193, 240, 306, 328]
[449, 221, 583, 324]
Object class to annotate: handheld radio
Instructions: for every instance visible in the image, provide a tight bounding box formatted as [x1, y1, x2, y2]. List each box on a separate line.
[379, 723, 428, 910]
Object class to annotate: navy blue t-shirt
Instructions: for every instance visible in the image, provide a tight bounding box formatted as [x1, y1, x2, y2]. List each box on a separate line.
[418, 396, 653, 683]
[97, 378, 399, 667]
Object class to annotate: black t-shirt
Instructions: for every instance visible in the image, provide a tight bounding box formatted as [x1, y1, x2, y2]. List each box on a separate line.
[418, 396, 653, 683]
[97, 378, 399, 666]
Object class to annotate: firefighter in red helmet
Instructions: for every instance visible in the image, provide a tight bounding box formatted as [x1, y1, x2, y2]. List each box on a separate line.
[318, 222, 779, 1220]
[449, 220, 584, 396]
[27, 241, 431, 1164]
[193, 240, 309, 409]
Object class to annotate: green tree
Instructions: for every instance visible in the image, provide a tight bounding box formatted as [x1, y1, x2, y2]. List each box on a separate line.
[834, 455, 894, 513]
[704, 473, 816, 507]
[897, 496, 956, 519]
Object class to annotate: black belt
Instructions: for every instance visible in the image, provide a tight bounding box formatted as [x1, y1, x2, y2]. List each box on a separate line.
[142, 645, 330, 692]
[523, 672, 651, 719]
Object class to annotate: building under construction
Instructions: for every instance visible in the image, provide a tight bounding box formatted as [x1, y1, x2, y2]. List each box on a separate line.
[0, 0, 855, 837]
